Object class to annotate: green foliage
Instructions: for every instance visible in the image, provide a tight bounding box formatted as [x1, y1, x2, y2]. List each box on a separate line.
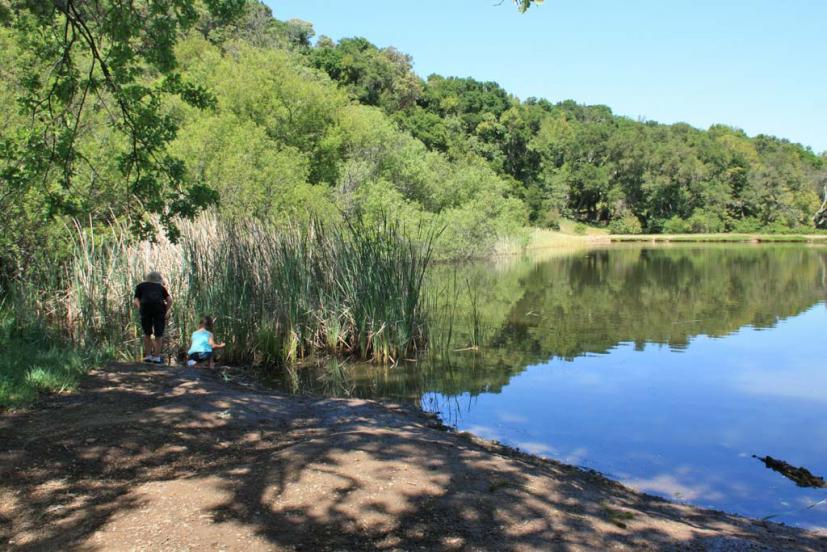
[309, 37, 421, 112]
[661, 216, 692, 234]
[1, 0, 246, 245]
[0, 310, 113, 408]
[730, 216, 764, 233]
[573, 223, 587, 235]
[515, 0, 543, 12]
[687, 209, 726, 234]
[540, 208, 562, 230]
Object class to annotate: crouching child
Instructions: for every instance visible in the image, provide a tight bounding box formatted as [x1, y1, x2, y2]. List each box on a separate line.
[186, 315, 225, 369]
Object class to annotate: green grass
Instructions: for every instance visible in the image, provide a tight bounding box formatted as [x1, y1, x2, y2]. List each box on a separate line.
[495, 222, 611, 256]
[609, 233, 827, 243]
[0, 314, 113, 409]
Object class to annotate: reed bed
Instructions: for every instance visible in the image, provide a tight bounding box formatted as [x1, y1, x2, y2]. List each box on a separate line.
[22, 215, 438, 368]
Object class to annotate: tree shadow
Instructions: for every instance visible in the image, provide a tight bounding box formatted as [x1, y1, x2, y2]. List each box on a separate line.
[2, 363, 824, 551]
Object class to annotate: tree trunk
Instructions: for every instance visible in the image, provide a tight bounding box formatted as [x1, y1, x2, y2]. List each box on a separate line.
[814, 184, 827, 229]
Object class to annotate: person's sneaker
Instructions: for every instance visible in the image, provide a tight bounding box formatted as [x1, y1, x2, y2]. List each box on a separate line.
[153, 356, 164, 365]
[142, 356, 154, 363]
[186, 359, 196, 367]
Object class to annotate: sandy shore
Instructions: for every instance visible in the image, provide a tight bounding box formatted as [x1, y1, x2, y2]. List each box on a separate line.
[1, 363, 825, 551]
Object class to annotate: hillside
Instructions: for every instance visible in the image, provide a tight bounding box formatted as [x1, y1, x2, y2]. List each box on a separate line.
[2, 1, 826, 275]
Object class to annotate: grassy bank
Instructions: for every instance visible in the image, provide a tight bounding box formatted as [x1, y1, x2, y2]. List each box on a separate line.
[500, 224, 827, 254]
[0, 313, 113, 409]
[495, 222, 610, 256]
[610, 233, 827, 243]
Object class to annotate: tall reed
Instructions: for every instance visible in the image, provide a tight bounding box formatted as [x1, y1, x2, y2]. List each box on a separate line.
[25, 215, 438, 368]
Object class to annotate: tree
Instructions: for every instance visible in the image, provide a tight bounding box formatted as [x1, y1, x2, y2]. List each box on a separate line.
[514, 0, 543, 12]
[0, 0, 246, 241]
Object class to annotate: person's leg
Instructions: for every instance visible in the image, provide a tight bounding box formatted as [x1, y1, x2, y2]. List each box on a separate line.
[142, 335, 152, 359]
[152, 309, 166, 363]
[140, 310, 153, 361]
[153, 337, 164, 360]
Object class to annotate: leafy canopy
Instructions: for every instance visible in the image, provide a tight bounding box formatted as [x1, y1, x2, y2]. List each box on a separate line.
[0, 0, 246, 240]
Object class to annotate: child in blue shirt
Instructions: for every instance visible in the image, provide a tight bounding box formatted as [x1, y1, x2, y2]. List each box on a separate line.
[186, 315, 225, 369]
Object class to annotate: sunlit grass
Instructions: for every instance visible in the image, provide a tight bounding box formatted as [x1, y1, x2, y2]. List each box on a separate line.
[609, 233, 827, 243]
[494, 223, 610, 257]
[0, 313, 113, 409]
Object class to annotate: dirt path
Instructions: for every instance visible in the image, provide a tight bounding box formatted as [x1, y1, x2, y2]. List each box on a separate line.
[1, 363, 825, 551]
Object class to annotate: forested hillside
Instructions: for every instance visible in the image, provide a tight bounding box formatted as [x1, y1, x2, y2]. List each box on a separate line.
[305, 20, 826, 235]
[2, 1, 825, 277]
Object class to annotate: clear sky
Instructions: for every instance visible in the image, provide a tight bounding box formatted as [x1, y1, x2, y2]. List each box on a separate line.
[267, 0, 826, 154]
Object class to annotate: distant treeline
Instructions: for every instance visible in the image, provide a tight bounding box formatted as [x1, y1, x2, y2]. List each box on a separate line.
[306, 32, 827, 235]
[2, 1, 825, 278]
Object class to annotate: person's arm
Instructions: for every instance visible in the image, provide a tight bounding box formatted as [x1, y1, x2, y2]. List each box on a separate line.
[209, 334, 226, 349]
[163, 286, 172, 317]
[133, 286, 141, 309]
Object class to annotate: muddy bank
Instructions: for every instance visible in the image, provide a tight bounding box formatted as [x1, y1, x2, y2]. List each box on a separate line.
[1, 363, 825, 551]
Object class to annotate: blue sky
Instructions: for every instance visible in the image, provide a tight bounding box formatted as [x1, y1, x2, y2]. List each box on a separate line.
[267, 1, 826, 153]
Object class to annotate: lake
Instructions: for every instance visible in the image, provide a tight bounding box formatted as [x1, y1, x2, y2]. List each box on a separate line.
[285, 244, 827, 528]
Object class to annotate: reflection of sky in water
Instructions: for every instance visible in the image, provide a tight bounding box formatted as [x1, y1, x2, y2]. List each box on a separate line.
[422, 303, 827, 528]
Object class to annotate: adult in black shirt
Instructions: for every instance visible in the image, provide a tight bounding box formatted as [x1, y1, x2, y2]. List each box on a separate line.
[133, 271, 172, 364]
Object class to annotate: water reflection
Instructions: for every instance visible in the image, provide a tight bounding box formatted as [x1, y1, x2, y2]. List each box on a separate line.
[280, 245, 827, 527]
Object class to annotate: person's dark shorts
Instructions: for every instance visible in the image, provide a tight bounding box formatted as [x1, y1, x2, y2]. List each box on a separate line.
[139, 303, 166, 337]
[188, 351, 213, 362]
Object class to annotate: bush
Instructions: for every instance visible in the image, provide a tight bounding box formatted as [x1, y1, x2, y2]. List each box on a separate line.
[661, 216, 691, 234]
[687, 210, 726, 234]
[541, 208, 562, 230]
[762, 221, 797, 234]
[608, 214, 643, 235]
[730, 217, 763, 233]
[573, 223, 587, 235]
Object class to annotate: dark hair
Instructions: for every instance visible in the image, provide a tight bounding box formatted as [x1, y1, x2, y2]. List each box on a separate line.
[199, 315, 214, 332]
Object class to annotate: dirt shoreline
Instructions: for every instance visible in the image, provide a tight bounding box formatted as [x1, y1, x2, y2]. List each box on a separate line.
[1, 363, 825, 551]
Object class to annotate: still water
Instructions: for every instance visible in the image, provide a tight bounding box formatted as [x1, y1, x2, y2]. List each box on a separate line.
[293, 245, 827, 527]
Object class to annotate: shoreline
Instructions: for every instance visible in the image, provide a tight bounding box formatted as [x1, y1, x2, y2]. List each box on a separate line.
[494, 228, 827, 261]
[2, 362, 825, 550]
[609, 233, 827, 244]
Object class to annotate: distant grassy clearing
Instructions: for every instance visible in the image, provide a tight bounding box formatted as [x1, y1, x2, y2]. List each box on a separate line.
[501, 224, 827, 255]
[610, 233, 827, 243]
[495, 222, 610, 256]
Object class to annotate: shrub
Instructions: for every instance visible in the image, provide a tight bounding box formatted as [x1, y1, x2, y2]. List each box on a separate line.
[541, 208, 562, 230]
[608, 214, 643, 235]
[573, 223, 587, 235]
[687, 210, 726, 234]
[762, 221, 796, 234]
[730, 217, 763, 234]
[661, 216, 691, 234]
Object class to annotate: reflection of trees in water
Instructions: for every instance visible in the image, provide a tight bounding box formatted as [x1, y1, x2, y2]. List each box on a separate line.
[288, 246, 827, 403]
[492, 246, 827, 360]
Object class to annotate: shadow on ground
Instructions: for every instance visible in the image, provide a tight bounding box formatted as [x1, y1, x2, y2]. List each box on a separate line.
[1, 363, 824, 551]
